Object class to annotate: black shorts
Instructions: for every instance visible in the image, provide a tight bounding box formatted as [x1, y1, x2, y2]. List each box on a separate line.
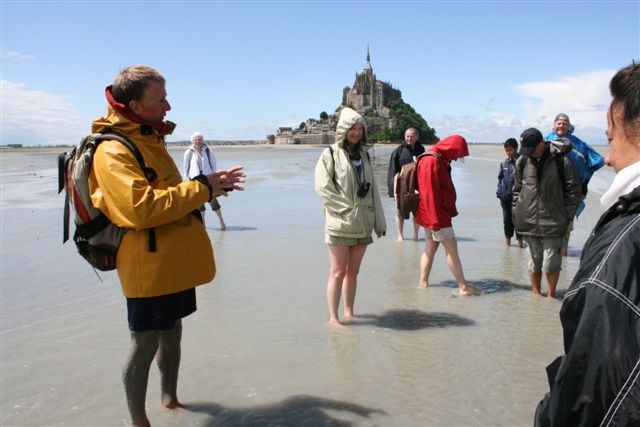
[398, 209, 413, 220]
[126, 288, 196, 332]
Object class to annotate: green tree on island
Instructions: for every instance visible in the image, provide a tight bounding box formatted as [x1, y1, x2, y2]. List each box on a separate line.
[367, 100, 438, 144]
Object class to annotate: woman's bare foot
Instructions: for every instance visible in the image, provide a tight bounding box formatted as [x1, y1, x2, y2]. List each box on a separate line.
[343, 313, 359, 323]
[329, 318, 346, 328]
[458, 285, 484, 296]
[418, 281, 429, 289]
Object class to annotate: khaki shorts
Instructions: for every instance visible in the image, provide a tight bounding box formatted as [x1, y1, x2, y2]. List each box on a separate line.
[524, 236, 563, 273]
[325, 234, 373, 246]
[425, 227, 455, 242]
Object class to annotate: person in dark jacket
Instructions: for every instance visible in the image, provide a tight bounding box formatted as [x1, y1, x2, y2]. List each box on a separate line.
[512, 128, 581, 298]
[535, 61, 640, 427]
[387, 127, 425, 241]
[496, 138, 523, 248]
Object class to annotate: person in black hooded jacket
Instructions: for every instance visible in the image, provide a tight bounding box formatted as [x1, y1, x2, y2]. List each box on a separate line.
[387, 127, 425, 241]
[535, 62, 640, 427]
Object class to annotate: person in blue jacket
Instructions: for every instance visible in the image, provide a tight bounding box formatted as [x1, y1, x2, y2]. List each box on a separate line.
[496, 138, 523, 248]
[546, 113, 605, 255]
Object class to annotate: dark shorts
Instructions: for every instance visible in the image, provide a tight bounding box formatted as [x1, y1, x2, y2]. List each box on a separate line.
[126, 288, 197, 332]
[398, 209, 413, 220]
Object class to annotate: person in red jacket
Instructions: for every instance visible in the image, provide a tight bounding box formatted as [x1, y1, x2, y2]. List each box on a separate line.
[415, 135, 483, 296]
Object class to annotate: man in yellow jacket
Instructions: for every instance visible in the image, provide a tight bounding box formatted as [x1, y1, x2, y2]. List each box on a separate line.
[89, 65, 245, 427]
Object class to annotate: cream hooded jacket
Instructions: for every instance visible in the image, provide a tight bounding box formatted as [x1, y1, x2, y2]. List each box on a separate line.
[314, 108, 386, 239]
[89, 105, 214, 298]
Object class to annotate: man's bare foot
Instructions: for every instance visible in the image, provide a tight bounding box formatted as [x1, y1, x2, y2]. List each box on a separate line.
[131, 416, 151, 427]
[418, 281, 429, 289]
[161, 395, 183, 409]
[504, 237, 511, 247]
[517, 240, 523, 249]
[459, 285, 483, 296]
[397, 237, 404, 242]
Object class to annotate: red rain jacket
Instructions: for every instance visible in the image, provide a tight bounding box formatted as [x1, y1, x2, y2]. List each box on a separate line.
[415, 135, 469, 231]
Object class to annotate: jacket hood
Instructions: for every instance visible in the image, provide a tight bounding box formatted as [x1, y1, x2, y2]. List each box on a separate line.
[429, 134, 469, 161]
[335, 107, 367, 146]
[549, 136, 572, 155]
[92, 103, 176, 137]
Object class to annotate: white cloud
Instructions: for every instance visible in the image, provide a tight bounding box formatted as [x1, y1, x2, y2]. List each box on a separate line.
[431, 69, 615, 145]
[2, 50, 35, 61]
[1, 80, 86, 146]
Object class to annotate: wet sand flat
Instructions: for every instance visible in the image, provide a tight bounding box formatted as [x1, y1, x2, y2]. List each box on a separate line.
[1, 143, 612, 426]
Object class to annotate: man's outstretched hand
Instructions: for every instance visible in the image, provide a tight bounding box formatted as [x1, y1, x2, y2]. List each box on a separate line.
[206, 166, 246, 197]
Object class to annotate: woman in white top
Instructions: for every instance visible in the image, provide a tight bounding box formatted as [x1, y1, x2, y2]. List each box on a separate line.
[183, 132, 227, 230]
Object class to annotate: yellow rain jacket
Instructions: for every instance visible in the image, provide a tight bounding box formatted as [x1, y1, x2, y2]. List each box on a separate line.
[88, 106, 214, 297]
[314, 108, 386, 239]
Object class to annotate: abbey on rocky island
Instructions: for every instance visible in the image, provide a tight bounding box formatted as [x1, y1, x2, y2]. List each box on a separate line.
[270, 48, 403, 144]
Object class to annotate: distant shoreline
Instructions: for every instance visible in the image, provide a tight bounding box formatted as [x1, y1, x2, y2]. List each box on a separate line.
[0, 141, 609, 160]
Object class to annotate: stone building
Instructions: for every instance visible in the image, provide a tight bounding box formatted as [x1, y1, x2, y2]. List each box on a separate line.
[342, 48, 402, 118]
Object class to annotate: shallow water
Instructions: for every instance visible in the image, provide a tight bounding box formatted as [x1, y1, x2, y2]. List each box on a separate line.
[0, 145, 614, 426]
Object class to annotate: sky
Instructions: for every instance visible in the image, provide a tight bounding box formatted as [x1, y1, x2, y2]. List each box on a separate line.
[1, 1, 639, 146]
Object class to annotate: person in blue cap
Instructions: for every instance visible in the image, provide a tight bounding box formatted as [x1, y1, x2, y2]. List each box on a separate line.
[546, 113, 605, 255]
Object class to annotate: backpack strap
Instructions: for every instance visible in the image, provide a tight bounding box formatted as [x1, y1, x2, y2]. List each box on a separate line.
[93, 131, 158, 252]
[97, 131, 158, 182]
[518, 155, 528, 178]
[328, 146, 337, 186]
[204, 146, 214, 170]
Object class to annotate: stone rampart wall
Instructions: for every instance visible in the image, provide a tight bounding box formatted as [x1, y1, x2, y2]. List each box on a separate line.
[274, 132, 335, 145]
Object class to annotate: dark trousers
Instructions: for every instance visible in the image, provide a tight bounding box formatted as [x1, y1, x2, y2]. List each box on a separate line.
[500, 199, 520, 239]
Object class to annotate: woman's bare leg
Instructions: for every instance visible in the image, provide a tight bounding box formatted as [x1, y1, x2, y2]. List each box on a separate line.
[342, 244, 367, 319]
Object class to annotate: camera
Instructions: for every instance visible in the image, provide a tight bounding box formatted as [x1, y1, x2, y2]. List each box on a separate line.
[357, 182, 371, 198]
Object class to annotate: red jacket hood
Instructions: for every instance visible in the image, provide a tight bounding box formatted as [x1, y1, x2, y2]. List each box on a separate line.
[428, 135, 469, 161]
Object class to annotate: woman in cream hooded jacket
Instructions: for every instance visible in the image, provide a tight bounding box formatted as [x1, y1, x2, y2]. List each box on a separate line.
[314, 107, 386, 326]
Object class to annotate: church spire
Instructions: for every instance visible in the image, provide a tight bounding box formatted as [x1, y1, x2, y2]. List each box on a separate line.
[363, 45, 372, 73]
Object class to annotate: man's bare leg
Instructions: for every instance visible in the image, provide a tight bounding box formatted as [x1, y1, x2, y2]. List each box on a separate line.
[342, 244, 367, 320]
[412, 216, 420, 241]
[529, 271, 543, 297]
[441, 238, 483, 296]
[123, 331, 160, 427]
[546, 271, 560, 298]
[327, 245, 348, 327]
[396, 214, 405, 241]
[157, 320, 183, 409]
[419, 237, 439, 288]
